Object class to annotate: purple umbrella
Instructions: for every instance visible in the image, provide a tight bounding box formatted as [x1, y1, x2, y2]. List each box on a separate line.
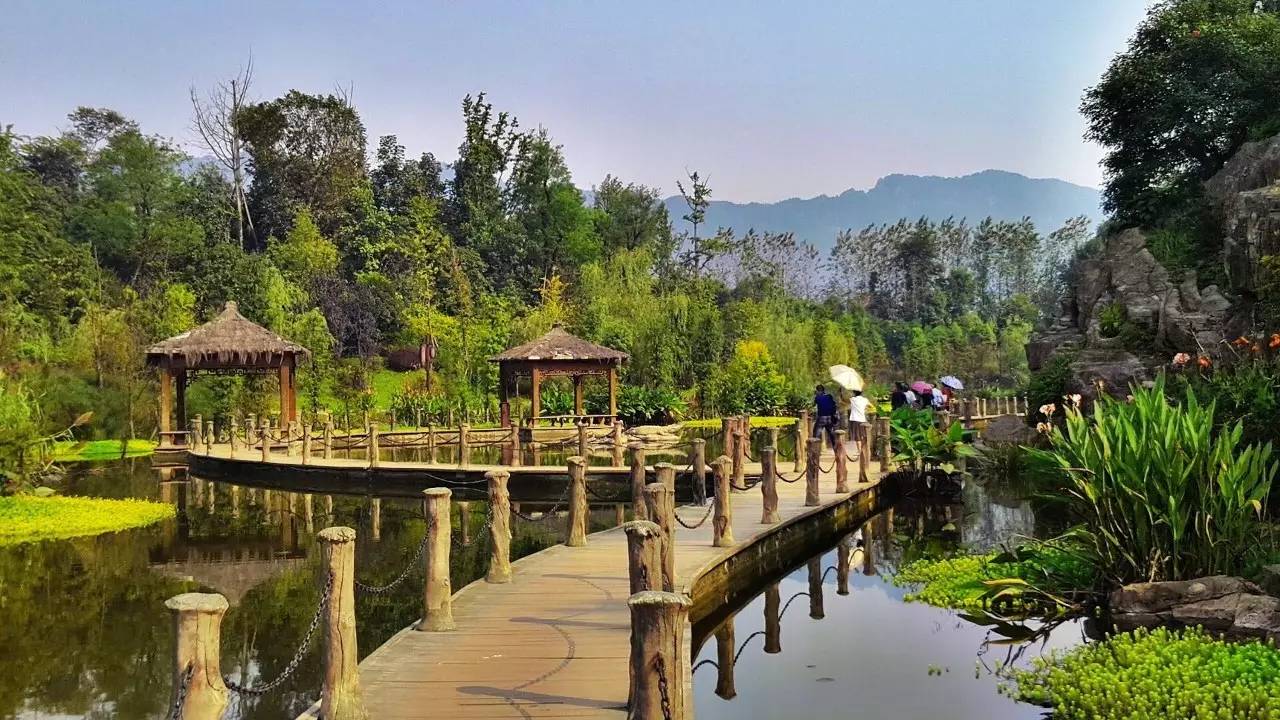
[910, 381, 933, 393]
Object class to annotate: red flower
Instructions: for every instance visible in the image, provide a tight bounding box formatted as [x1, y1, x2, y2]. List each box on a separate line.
[1233, 336, 1251, 348]
[1197, 355, 1212, 369]
[1269, 333, 1280, 350]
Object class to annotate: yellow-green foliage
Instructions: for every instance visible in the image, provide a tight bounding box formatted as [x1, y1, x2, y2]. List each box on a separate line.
[0, 496, 174, 545]
[894, 554, 998, 609]
[50, 439, 156, 462]
[682, 416, 797, 430]
[1010, 627, 1280, 719]
[893, 548, 1092, 610]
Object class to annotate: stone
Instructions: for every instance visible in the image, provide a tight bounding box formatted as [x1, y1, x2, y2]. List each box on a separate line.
[1258, 565, 1280, 598]
[1231, 594, 1280, 638]
[1110, 576, 1280, 640]
[1066, 349, 1149, 401]
[1110, 575, 1257, 615]
[1169, 594, 1243, 633]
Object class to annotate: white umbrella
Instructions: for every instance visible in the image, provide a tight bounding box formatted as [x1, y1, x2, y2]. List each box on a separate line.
[828, 365, 864, 392]
[940, 375, 964, 390]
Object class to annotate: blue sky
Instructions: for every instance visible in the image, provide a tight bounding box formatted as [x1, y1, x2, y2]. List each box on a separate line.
[0, 1, 1150, 202]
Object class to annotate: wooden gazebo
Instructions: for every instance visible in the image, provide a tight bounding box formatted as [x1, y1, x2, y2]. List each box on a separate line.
[490, 323, 628, 427]
[146, 301, 310, 447]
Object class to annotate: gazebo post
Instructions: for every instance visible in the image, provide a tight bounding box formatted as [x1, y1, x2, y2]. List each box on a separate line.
[608, 366, 618, 420]
[572, 375, 585, 419]
[498, 366, 512, 428]
[158, 367, 173, 446]
[279, 358, 297, 424]
[174, 369, 188, 445]
[530, 368, 542, 426]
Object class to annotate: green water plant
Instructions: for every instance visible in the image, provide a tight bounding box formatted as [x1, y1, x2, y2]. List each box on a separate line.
[0, 496, 175, 544]
[50, 439, 156, 462]
[1027, 379, 1278, 585]
[890, 406, 976, 473]
[893, 544, 1092, 613]
[1009, 627, 1280, 719]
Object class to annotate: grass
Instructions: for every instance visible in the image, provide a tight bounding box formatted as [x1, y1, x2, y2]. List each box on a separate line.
[50, 439, 157, 462]
[1008, 627, 1280, 718]
[682, 416, 798, 430]
[0, 495, 175, 545]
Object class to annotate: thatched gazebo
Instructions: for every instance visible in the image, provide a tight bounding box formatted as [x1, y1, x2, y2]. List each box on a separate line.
[490, 323, 628, 427]
[146, 301, 309, 446]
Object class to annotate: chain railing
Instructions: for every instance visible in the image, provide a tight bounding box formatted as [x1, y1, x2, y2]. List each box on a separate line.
[656, 654, 674, 720]
[224, 571, 333, 696]
[168, 663, 194, 720]
[674, 502, 714, 530]
[355, 533, 429, 595]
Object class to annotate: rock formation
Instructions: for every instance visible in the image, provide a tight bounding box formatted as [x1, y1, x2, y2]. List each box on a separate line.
[1110, 575, 1280, 642]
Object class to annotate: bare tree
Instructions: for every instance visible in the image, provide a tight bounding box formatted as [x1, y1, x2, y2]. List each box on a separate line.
[190, 57, 255, 248]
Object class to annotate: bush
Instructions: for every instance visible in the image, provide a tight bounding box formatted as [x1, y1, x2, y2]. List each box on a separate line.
[706, 341, 791, 415]
[0, 495, 175, 544]
[1097, 303, 1126, 339]
[1026, 352, 1075, 421]
[613, 386, 685, 425]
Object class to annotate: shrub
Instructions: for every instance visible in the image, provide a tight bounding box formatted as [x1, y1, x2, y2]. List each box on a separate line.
[706, 341, 791, 415]
[0, 495, 175, 544]
[1026, 352, 1075, 421]
[613, 386, 685, 425]
[1027, 379, 1278, 585]
[890, 406, 975, 472]
[1097, 302, 1126, 339]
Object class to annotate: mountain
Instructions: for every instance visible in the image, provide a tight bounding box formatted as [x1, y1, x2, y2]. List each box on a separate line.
[663, 170, 1103, 250]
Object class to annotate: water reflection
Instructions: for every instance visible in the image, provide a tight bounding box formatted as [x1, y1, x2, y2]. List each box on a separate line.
[692, 494, 1085, 720]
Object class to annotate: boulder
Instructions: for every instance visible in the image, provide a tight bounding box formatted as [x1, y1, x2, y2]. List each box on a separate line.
[1258, 565, 1280, 598]
[1110, 576, 1280, 640]
[1066, 349, 1150, 401]
[1110, 576, 1256, 615]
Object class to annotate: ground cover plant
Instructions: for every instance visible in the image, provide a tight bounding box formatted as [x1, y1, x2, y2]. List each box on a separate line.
[50, 439, 156, 462]
[0, 495, 175, 544]
[893, 544, 1092, 613]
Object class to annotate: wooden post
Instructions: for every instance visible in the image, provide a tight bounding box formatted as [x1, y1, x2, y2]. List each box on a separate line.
[457, 500, 472, 546]
[834, 429, 849, 493]
[458, 424, 470, 467]
[629, 443, 648, 522]
[763, 582, 782, 654]
[317, 526, 369, 720]
[691, 438, 707, 506]
[714, 619, 737, 700]
[612, 421, 625, 466]
[626, 591, 690, 720]
[623, 520, 663, 594]
[808, 556, 825, 619]
[615, 503, 626, 526]
[805, 436, 821, 506]
[165, 593, 229, 719]
[370, 498, 381, 542]
[302, 423, 312, 465]
[837, 536, 852, 596]
[246, 413, 257, 445]
[732, 428, 747, 492]
[191, 415, 203, 451]
[878, 416, 893, 471]
[721, 417, 735, 463]
[760, 447, 780, 524]
[368, 425, 380, 469]
[260, 419, 270, 461]
[794, 412, 807, 473]
[530, 368, 542, 424]
[159, 369, 173, 447]
[229, 417, 239, 458]
[768, 427, 780, 456]
[428, 424, 438, 464]
[577, 422, 589, 459]
[322, 422, 333, 460]
[566, 456, 589, 547]
[642, 483, 675, 592]
[510, 423, 523, 467]
[607, 366, 619, 420]
[418, 488, 455, 631]
[485, 470, 512, 583]
[711, 456, 734, 547]
[204, 420, 214, 455]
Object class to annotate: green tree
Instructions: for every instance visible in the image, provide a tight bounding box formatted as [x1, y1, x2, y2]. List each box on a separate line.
[268, 209, 338, 291]
[592, 175, 672, 255]
[371, 134, 445, 216]
[509, 130, 601, 292]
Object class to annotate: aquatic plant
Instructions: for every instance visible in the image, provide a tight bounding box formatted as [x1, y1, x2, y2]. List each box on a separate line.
[49, 439, 156, 462]
[0, 496, 175, 545]
[1027, 379, 1278, 585]
[1009, 627, 1280, 718]
[890, 407, 975, 472]
[893, 545, 1091, 612]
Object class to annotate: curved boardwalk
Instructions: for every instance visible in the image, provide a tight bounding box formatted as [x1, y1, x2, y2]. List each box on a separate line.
[297, 449, 883, 719]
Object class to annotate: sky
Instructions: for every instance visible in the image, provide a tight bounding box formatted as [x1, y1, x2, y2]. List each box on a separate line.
[0, 1, 1152, 202]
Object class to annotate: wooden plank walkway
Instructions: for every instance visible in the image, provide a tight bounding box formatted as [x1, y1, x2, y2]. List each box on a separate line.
[298, 448, 881, 719]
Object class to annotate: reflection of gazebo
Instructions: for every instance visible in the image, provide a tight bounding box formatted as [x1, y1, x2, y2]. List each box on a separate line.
[490, 324, 628, 427]
[146, 301, 309, 447]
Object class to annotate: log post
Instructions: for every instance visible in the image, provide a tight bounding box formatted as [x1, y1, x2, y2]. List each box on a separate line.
[794, 412, 807, 473]
[165, 593, 229, 720]
[510, 423, 523, 467]
[731, 428, 747, 492]
[458, 424, 470, 467]
[368, 425, 380, 469]
[485, 470, 512, 583]
[302, 423, 312, 465]
[642, 483, 675, 592]
[768, 427, 780, 456]
[457, 500, 472, 546]
[877, 416, 893, 471]
[623, 520, 663, 594]
[615, 503, 626, 526]
[229, 418, 239, 458]
[712, 455, 734, 547]
[418, 488, 455, 631]
[691, 438, 707, 506]
[566, 456, 589, 547]
[655, 462, 676, 493]
[714, 619, 737, 700]
[260, 419, 270, 461]
[805, 436, 821, 506]
[629, 442, 648, 521]
[763, 582, 782, 653]
[760, 447, 780, 524]
[428, 424, 438, 464]
[721, 417, 735, 463]
[808, 556, 825, 619]
[191, 415, 203, 451]
[204, 420, 214, 455]
[612, 421, 625, 466]
[323, 422, 334, 460]
[317, 526, 369, 720]
[246, 414, 257, 445]
[834, 429, 849, 494]
[837, 536, 852, 596]
[626, 591, 691, 720]
[577, 422, 589, 459]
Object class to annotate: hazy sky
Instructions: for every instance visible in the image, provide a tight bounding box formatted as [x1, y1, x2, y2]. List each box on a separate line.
[1, 1, 1151, 202]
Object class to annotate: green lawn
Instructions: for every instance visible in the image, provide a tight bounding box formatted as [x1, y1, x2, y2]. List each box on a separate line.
[681, 416, 798, 429]
[51, 439, 157, 462]
[0, 495, 175, 545]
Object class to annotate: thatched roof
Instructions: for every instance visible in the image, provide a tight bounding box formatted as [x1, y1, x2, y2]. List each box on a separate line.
[490, 324, 627, 363]
[146, 301, 310, 369]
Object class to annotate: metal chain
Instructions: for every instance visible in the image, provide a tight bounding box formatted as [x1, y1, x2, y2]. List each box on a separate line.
[584, 482, 629, 502]
[169, 663, 194, 720]
[674, 502, 714, 530]
[512, 481, 571, 522]
[224, 571, 333, 696]
[356, 533, 429, 595]
[656, 655, 674, 720]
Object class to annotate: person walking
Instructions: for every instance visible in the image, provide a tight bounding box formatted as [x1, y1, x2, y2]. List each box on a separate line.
[814, 384, 839, 450]
[847, 389, 872, 483]
[890, 382, 909, 410]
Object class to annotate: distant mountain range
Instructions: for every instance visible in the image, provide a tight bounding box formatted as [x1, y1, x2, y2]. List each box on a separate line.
[662, 170, 1103, 251]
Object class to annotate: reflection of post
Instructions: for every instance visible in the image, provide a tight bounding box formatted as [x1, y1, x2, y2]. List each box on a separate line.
[642, 483, 675, 592]
[623, 520, 663, 593]
[714, 618, 738, 700]
[863, 520, 877, 576]
[485, 470, 512, 583]
[807, 557, 825, 619]
[317, 526, 369, 720]
[626, 591, 690, 720]
[418, 488, 455, 631]
[836, 536, 852, 595]
[712, 455, 734, 547]
[805, 439, 821, 506]
[231, 485, 241, 520]
[303, 493, 314, 534]
[370, 498, 381, 542]
[206, 481, 216, 511]
[457, 500, 471, 546]
[629, 443, 648, 521]
[566, 456, 588, 547]
[165, 592, 229, 719]
[325, 495, 334, 519]
[763, 583, 782, 654]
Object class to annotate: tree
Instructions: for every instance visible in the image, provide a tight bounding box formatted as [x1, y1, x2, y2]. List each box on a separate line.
[238, 90, 368, 243]
[190, 59, 256, 248]
[508, 130, 601, 292]
[1082, 0, 1280, 226]
[675, 171, 732, 276]
[371, 134, 445, 216]
[447, 93, 526, 284]
[268, 208, 338, 291]
[592, 175, 671, 255]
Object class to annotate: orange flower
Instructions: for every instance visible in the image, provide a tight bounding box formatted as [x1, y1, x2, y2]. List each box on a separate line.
[1253, 344, 1263, 354]
[1269, 333, 1280, 349]
[1197, 355, 1212, 369]
[1233, 336, 1251, 348]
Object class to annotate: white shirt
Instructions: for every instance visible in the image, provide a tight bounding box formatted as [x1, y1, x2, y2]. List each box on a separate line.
[848, 395, 872, 423]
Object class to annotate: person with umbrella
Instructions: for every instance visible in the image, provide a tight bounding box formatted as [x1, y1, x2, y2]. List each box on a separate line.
[829, 365, 871, 481]
[910, 381, 934, 411]
[813, 384, 839, 450]
[939, 376, 964, 410]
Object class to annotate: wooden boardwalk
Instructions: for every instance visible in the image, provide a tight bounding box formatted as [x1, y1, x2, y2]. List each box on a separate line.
[297, 448, 883, 719]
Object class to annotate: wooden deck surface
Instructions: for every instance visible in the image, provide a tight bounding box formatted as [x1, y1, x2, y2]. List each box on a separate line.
[293, 446, 880, 719]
